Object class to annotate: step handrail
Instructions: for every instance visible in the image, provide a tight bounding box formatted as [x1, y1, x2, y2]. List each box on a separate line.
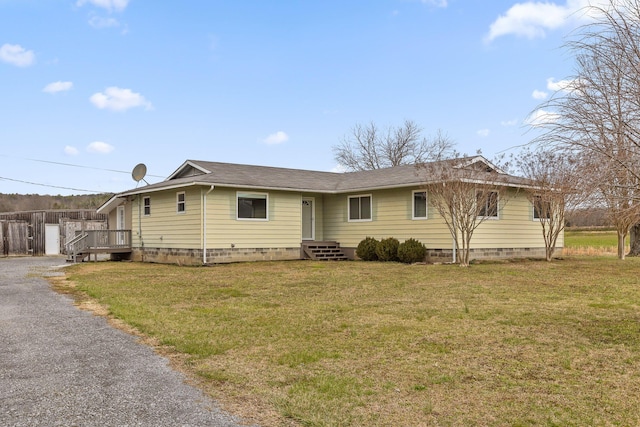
[66, 232, 89, 261]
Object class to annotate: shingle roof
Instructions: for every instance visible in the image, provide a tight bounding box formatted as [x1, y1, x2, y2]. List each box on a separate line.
[114, 156, 533, 197]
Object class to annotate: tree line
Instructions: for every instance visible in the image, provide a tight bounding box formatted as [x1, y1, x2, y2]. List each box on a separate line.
[0, 193, 111, 213]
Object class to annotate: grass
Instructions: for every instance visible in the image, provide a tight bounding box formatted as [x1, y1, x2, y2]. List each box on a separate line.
[52, 248, 640, 426]
[564, 227, 628, 256]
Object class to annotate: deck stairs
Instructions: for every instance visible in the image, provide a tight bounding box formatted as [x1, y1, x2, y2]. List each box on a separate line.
[66, 232, 90, 263]
[65, 230, 132, 263]
[302, 241, 348, 261]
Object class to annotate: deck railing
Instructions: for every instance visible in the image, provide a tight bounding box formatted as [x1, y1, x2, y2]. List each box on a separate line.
[66, 230, 132, 261]
[81, 229, 132, 249]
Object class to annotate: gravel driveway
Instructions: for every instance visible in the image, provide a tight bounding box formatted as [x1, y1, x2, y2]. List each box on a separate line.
[0, 256, 251, 427]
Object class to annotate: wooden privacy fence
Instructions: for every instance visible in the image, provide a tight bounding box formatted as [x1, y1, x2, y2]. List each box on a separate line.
[0, 210, 107, 256]
[1, 221, 29, 256]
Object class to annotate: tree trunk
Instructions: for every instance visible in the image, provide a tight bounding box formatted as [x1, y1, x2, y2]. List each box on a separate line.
[618, 231, 626, 260]
[629, 223, 640, 256]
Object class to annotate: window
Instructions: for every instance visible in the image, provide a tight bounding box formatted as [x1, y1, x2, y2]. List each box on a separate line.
[348, 194, 372, 221]
[143, 196, 151, 216]
[177, 192, 186, 213]
[477, 190, 499, 218]
[413, 191, 427, 219]
[237, 192, 268, 220]
[533, 196, 551, 220]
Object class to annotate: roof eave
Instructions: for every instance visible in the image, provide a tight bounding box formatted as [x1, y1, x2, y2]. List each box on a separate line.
[96, 194, 124, 214]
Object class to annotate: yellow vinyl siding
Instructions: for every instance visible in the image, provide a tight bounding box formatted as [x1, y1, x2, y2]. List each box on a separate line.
[324, 187, 560, 250]
[205, 187, 303, 249]
[108, 208, 117, 230]
[128, 183, 560, 255]
[324, 188, 453, 248]
[109, 200, 133, 230]
[471, 188, 560, 249]
[133, 189, 202, 249]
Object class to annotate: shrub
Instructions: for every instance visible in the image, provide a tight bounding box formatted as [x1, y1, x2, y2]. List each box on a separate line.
[397, 238, 427, 264]
[356, 237, 379, 261]
[376, 237, 400, 262]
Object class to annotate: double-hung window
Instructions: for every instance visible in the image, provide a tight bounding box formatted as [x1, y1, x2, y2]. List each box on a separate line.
[348, 194, 372, 221]
[477, 190, 499, 219]
[533, 196, 551, 220]
[412, 190, 427, 219]
[177, 192, 186, 213]
[143, 196, 151, 216]
[237, 192, 268, 220]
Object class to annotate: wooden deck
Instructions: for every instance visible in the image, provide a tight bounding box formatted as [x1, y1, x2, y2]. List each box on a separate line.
[66, 230, 132, 262]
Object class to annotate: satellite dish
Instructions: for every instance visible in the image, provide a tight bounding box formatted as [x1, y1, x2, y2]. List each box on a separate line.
[132, 163, 148, 184]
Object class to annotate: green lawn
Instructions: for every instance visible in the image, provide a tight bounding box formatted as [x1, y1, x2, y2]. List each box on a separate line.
[564, 228, 627, 254]
[56, 255, 640, 426]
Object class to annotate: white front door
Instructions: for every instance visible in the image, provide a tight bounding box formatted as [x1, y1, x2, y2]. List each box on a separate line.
[302, 198, 315, 240]
[45, 224, 60, 255]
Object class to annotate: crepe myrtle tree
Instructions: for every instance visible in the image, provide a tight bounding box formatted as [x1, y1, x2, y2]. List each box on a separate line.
[514, 148, 583, 261]
[419, 158, 511, 267]
[333, 120, 455, 171]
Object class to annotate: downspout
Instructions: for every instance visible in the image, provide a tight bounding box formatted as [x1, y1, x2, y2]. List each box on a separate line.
[203, 185, 215, 264]
[452, 211, 457, 264]
[138, 194, 144, 261]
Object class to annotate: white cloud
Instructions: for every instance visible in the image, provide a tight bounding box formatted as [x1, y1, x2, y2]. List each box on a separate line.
[87, 141, 115, 154]
[501, 119, 519, 127]
[421, 0, 448, 7]
[43, 81, 73, 94]
[546, 77, 581, 92]
[64, 146, 79, 156]
[262, 131, 289, 145]
[532, 89, 548, 100]
[76, 0, 130, 12]
[477, 129, 490, 138]
[526, 109, 560, 127]
[0, 43, 35, 67]
[485, 0, 595, 42]
[90, 87, 152, 112]
[88, 15, 120, 28]
[331, 164, 347, 173]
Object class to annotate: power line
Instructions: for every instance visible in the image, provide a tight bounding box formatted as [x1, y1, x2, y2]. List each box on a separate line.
[0, 155, 165, 178]
[0, 176, 103, 193]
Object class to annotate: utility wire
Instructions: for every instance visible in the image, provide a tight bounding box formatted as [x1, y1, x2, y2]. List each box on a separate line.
[0, 176, 103, 193]
[0, 154, 165, 178]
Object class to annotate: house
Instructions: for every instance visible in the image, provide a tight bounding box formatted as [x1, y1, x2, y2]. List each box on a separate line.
[96, 156, 562, 265]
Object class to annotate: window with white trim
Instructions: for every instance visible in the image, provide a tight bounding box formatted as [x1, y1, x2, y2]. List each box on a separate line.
[143, 196, 151, 216]
[177, 192, 186, 213]
[477, 190, 499, 219]
[237, 192, 268, 220]
[348, 194, 372, 221]
[533, 196, 551, 220]
[412, 190, 427, 219]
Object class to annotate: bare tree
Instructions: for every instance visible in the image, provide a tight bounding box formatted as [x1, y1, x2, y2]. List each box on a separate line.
[530, 0, 640, 256]
[421, 158, 511, 267]
[584, 151, 640, 259]
[514, 148, 582, 261]
[333, 120, 455, 171]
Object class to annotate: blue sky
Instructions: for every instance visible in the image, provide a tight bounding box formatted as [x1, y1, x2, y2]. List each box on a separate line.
[1, 0, 595, 195]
